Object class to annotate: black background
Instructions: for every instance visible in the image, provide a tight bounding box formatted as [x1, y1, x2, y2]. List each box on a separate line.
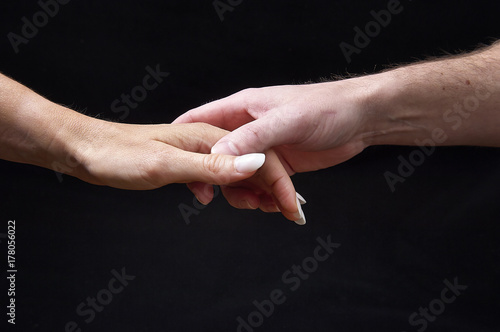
[1, 1, 500, 331]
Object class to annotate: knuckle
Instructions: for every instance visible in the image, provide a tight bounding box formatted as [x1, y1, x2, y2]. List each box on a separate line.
[241, 125, 265, 148]
[237, 87, 261, 102]
[181, 113, 194, 123]
[239, 87, 257, 96]
[196, 122, 213, 131]
[202, 154, 229, 182]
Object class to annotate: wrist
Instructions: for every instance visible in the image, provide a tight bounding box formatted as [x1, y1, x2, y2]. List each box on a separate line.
[45, 104, 110, 183]
[20, 93, 106, 182]
[357, 44, 500, 148]
[358, 68, 437, 147]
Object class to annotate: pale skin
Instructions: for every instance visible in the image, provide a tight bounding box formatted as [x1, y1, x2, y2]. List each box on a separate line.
[174, 41, 500, 203]
[0, 73, 303, 223]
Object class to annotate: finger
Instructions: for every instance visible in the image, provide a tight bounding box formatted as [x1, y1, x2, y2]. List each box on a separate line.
[187, 182, 214, 205]
[221, 179, 304, 224]
[268, 172, 302, 223]
[173, 92, 256, 130]
[221, 150, 303, 224]
[155, 123, 227, 153]
[220, 187, 280, 212]
[165, 150, 266, 185]
[258, 152, 305, 224]
[220, 186, 261, 210]
[210, 113, 300, 156]
[259, 193, 281, 213]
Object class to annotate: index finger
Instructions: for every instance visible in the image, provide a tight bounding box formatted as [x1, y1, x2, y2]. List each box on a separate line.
[173, 90, 256, 130]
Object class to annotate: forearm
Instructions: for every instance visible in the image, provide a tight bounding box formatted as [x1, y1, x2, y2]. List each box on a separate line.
[0, 73, 100, 172]
[362, 42, 500, 147]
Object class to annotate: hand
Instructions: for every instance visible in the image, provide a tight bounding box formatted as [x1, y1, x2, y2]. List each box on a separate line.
[173, 42, 500, 212]
[0, 73, 305, 224]
[174, 79, 378, 174]
[61, 120, 304, 223]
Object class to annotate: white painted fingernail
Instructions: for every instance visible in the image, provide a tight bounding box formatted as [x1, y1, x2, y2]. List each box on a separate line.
[293, 195, 307, 225]
[212, 141, 239, 155]
[296, 192, 307, 205]
[234, 153, 265, 173]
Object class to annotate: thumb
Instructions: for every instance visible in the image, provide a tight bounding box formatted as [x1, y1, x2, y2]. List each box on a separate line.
[170, 151, 266, 185]
[211, 114, 294, 155]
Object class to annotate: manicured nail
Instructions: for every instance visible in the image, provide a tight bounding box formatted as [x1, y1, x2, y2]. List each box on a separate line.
[293, 195, 306, 225]
[234, 153, 265, 173]
[296, 192, 307, 205]
[212, 141, 239, 155]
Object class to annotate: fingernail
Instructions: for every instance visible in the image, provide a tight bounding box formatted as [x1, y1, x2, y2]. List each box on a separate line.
[234, 153, 265, 173]
[293, 195, 307, 225]
[243, 199, 258, 210]
[296, 192, 307, 205]
[270, 203, 280, 213]
[212, 141, 239, 155]
[194, 194, 209, 206]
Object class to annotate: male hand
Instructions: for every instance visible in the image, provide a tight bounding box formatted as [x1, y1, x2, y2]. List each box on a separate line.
[174, 81, 375, 174]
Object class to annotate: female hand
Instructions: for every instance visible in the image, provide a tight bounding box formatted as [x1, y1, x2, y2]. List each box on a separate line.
[57, 120, 305, 224]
